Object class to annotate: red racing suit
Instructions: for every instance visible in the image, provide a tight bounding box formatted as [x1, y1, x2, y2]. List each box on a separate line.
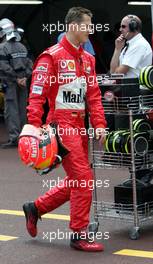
[27, 35, 106, 232]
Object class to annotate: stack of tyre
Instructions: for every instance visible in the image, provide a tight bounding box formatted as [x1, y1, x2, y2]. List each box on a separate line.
[105, 119, 152, 155]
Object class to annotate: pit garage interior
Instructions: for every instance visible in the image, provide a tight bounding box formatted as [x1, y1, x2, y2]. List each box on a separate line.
[1, 1, 153, 261]
[0, 0, 152, 133]
[0, 0, 151, 71]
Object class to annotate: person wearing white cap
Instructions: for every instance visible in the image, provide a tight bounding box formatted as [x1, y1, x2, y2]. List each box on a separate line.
[0, 18, 33, 148]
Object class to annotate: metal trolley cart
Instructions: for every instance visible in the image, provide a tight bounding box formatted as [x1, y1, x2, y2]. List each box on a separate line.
[89, 78, 153, 240]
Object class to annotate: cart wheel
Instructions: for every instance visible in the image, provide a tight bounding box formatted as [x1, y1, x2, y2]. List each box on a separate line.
[88, 222, 99, 234]
[129, 227, 140, 240]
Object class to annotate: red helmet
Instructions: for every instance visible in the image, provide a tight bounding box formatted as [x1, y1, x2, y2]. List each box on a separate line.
[18, 124, 59, 173]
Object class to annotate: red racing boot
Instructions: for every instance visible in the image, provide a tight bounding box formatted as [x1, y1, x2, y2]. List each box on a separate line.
[23, 202, 40, 237]
[70, 232, 104, 252]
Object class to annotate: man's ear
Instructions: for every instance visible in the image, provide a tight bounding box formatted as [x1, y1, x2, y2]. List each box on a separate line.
[69, 22, 78, 32]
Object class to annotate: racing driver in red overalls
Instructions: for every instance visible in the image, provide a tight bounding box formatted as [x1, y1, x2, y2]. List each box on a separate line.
[23, 6, 107, 252]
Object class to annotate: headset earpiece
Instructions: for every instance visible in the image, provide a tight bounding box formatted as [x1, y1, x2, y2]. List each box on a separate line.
[129, 19, 139, 32]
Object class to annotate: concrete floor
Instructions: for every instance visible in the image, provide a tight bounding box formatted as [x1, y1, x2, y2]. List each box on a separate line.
[0, 121, 153, 264]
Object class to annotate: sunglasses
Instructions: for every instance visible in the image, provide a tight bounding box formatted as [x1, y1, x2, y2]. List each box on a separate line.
[120, 25, 127, 28]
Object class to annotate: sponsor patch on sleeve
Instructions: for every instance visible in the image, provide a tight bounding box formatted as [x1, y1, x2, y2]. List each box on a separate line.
[32, 85, 43, 95]
[36, 63, 48, 72]
[33, 72, 47, 85]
